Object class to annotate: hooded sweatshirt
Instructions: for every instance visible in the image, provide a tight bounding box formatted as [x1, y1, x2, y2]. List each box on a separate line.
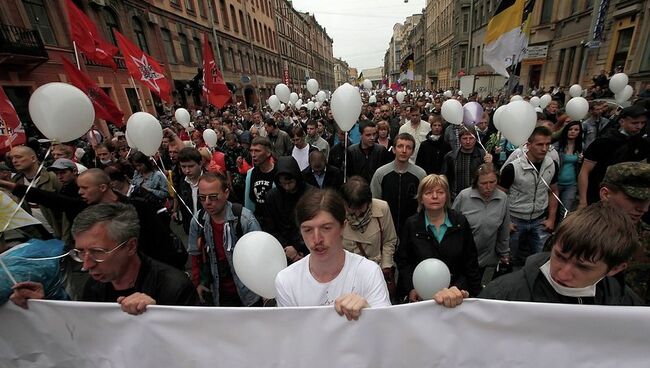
[264, 156, 315, 255]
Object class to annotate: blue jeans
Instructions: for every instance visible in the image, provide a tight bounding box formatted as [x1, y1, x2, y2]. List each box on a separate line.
[509, 216, 551, 263]
[558, 184, 577, 214]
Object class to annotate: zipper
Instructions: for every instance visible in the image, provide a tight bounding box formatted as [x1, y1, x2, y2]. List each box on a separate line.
[397, 173, 402, 229]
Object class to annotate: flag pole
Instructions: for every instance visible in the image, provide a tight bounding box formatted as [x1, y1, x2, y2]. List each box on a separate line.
[72, 41, 82, 71]
[129, 76, 147, 113]
[206, 0, 224, 72]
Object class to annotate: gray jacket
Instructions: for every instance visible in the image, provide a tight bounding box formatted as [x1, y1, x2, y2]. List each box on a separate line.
[188, 201, 261, 306]
[508, 155, 555, 220]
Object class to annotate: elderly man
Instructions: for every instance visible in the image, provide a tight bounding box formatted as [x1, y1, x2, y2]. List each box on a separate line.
[10, 203, 198, 314]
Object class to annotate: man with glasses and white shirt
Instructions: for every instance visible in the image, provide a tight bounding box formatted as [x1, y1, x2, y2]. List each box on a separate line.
[9, 203, 198, 315]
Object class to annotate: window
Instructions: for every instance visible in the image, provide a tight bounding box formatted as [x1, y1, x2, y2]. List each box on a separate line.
[239, 10, 247, 36]
[242, 52, 249, 72]
[460, 46, 467, 69]
[230, 5, 238, 32]
[640, 29, 650, 71]
[541, 0, 553, 24]
[197, 0, 206, 17]
[462, 12, 468, 33]
[570, 0, 579, 14]
[161, 28, 176, 63]
[611, 28, 634, 72]
[170, 0, 180, 5]
[220, 0, 229, 29]
[210, 0, 219, 23]
[132, 17, 149, 54]
[179, 33, 192, 64]
[185, 0, 195, 13]
[103, 8, 120, 46]
[254, 21, 260, 42]
[23, 0, 57, 45]
[226, 47, 234, 70]
[236, 50, 243, 71]
[556, 48, 565, 85]
[126, 88, 141, 113]
[193, 37, 202, 62]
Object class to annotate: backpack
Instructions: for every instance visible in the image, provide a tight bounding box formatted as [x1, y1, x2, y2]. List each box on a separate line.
[196, 202, 244, 241]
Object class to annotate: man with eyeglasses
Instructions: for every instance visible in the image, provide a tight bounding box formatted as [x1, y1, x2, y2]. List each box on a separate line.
[188, 173, 261, 306]
[10, 203, 198, 314]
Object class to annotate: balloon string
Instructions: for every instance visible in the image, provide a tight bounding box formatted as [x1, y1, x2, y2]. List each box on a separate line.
[149, 157, 203, 229]
[14, 252, 71, 261]
[521, 152, 569, 219]
[1, 147, 51, 234]
[0, 257, 17, 285]
[462, 124, 487, 153]
[343, 131, 348, 183]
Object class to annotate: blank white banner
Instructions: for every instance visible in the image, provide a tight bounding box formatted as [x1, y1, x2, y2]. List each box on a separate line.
[0, 299, 648, 368]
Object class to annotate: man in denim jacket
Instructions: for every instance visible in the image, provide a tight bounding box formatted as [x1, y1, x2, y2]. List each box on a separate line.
[188, 173, 261, 306]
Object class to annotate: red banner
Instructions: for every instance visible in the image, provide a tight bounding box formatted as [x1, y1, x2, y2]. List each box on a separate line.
[0, 87, 26, 154]
[114, 30, 172, 103]
[202, 34, 231, 109]
[64, 0, 118, 69]
[62, 58, 124, 126]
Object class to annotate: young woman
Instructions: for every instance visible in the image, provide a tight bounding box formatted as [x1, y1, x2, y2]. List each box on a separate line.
[396, 174, 480, 300]
[553, 121, 583, 213]
[129, 151, 169, 207]
[452, 164, 510, 283]
[375, 120, 393, 150]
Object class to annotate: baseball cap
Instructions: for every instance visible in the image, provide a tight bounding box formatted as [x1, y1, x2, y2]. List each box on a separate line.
[601, 162, 650, 200]
[47, 158, 76, 172]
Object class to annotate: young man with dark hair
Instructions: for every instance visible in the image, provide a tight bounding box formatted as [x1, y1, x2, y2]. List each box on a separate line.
[398, 106, 430, 163]
[480, 202, 642, 305]
[305, 120, 330, 161]
[291, 126, 318, 171]
[499, 126, 559, 265]
[370, 133, 426, 234]
[264, 118, 292, 157]
[244, 136, 276, 226]
[176, 147, 204, 234]
[346, 121, 391, 182]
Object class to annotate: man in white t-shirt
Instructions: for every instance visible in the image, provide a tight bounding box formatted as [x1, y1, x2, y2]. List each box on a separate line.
[398, 106, 430, 164]
[290, 126, 316, 171]
[275, 189, 467, 320]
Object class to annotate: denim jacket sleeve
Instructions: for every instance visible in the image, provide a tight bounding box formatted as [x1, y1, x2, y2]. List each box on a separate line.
[188, 214, 202, 256]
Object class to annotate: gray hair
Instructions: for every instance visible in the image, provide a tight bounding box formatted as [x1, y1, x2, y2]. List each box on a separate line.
[71, 203, 140, 243]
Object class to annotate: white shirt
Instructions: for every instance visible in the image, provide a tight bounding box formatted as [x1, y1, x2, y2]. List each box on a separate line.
[184, 175, 201, 214]
[399, 120, 431, 163]
[292, 145, 311, 171]
[275, 250, 391, 308]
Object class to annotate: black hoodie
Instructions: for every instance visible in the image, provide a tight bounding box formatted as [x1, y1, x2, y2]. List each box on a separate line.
[264, 156, 314, 255]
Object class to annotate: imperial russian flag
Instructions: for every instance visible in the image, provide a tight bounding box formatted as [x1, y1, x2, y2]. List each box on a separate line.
[64, 0, 118, 69]
[62, 58, 124, 126]
[114, 30, 172, 103]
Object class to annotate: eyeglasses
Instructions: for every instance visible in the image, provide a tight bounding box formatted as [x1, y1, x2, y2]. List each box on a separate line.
[198, 193, 222, 202]
[69, 239, 129, 263]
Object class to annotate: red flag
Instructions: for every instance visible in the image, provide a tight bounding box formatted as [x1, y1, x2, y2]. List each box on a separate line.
[64, 0, 118, 69]
[114, 30, 172, 103]
[0, 86, 26, 154]
[202, 34, 231, 109]
[61, 58, 125, 126]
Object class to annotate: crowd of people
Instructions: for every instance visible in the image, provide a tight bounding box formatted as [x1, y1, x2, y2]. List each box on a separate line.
[2, 86, 649, 319]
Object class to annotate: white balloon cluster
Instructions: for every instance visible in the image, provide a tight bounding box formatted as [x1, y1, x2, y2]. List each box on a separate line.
[610, 73, 633, 104]
[492, 100, 537, 146]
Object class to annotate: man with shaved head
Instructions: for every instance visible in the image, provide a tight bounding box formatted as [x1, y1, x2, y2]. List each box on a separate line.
[9, 145, 62, 237]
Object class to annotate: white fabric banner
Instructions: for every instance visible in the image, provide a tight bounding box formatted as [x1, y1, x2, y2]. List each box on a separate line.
[0, 299, 648, 368]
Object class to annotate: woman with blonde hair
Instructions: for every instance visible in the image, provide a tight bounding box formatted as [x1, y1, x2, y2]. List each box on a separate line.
[396, 174, 481, 301]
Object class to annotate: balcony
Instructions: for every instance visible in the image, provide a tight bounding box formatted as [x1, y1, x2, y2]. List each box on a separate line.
[0, 23, 48, 68]
[81, 53, 128, 69]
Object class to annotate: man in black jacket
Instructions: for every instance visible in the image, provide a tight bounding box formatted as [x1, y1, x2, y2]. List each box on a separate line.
[346, 121, 391, 182]
[10, 203, 198, 314]
[415, 115, 451, 174]
[301, 150, 343, 190]
[480, 203, 642, 305]
[265, 156, 314, 263]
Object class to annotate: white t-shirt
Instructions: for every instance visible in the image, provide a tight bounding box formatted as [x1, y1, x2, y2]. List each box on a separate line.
[275, 250, 391, 308]
[292, 145, 311, 171]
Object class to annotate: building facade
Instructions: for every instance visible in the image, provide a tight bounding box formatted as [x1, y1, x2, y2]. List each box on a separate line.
[333, 57, 349, 87]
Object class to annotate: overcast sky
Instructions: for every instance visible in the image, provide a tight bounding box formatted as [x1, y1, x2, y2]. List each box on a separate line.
[291, 0, 426, 72]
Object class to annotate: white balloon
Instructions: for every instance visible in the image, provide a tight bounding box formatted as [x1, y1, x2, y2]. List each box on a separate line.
[510, 95, 523, 102]
[233, 231, 287, 299]
[540, 94, 552, 109]
[330, 83, 362, 132]
[289, 92, 299, 105]
[28, 82, 95, 142]
[493, 105, 507, 131]
[419, 92, 424, 97]
[609, 73, 628, 94]
[306, 79, 319, 95]
[299, 93, 303, 98]
[457, 90, 463, 96]
[499, 101, 537, 146]
[268, 95, 281, 112]
[425, 92, 430, 98]
[535, 107, 543, 113]
[174, 108, 191, 128]
[315, 101, 321, 109]
[126, 112, 163, 156]
[203, 128, 218, 148]
[388, 97, 393, 104]
[125, 131, 135, 150]
[615, 85, 634, 103]
[569, 84, 583, 98]
[412, 258, 451, 300]
[316, 90, 327, 103]
[441, 99, 463, 125]
[368, 95, 377, 104]
[396, 91, 406, 104]
[565, 97, 589, 121]
[362, 79, 372, 90]
[387, 89, 392, 95]
[443, 90, 452, 98]
[307, 101, 315, 111]
[279, 103, 286, 112]
[295, 99, 303, 109]
[275, 84, 291, 103]
[529, 96, 541, 108]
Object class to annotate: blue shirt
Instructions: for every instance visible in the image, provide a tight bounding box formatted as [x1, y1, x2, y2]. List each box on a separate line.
[425, 212, 453, 243]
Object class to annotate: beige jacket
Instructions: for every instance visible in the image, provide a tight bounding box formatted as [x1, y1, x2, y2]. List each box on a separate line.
[343, 199, 397, 269]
